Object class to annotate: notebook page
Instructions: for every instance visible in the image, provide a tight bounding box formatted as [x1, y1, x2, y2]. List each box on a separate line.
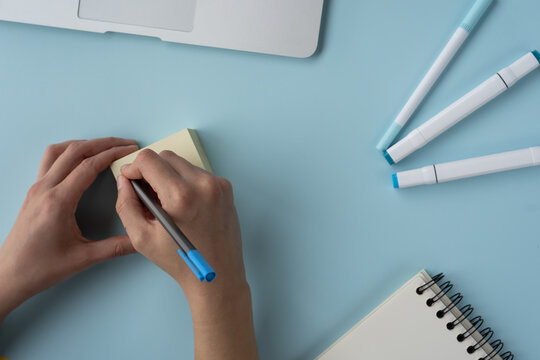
[317, 271, 492, 360]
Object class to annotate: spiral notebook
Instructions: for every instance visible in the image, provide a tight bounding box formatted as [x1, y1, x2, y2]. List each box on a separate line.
[317, 270, 513, 360]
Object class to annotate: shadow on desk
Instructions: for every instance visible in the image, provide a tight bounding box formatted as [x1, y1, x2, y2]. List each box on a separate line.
[76, 170, 120, 240]
[311, 0, 333, 58]
[0, 170, 136, 354]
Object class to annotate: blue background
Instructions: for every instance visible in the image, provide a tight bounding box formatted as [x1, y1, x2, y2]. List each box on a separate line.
[1, 0, 539, 358]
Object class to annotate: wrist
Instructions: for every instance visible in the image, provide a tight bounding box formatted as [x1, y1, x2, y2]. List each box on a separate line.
[186, 281, 259, 359]
[0, 260, 31, 323]
[185, 280, 253, 325]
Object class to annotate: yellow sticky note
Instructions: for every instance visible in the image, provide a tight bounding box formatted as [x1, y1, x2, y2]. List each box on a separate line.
[110, 129, 213, 179]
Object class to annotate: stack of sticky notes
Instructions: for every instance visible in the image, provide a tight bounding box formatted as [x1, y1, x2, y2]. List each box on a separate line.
[110, 128, 213, 178]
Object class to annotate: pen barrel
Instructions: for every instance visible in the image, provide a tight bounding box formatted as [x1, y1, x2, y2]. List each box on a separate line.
[394, 28, 469, 128]
[130, 179, 195, 254]
[395, 147, 540, 188]
[387, 51, 540, 164]
[154, 208, 195, 254]
[435, 147, 540, 183]
[419, 74, 506, 140]
[387, 74, 506, 164]
[377, 0, 495, 152]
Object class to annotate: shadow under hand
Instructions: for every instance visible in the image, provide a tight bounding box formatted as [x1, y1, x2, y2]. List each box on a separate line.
[0, 170, 141, 355]
[76, 170, 120, 240]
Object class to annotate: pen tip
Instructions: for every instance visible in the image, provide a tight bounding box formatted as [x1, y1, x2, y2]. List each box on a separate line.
[392, 174, 399, 189]
[533, 50, 540, 63]
[383, 151, 395, 165]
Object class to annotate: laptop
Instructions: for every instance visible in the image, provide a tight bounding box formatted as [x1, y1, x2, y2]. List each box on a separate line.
[0, 0, 325, 58]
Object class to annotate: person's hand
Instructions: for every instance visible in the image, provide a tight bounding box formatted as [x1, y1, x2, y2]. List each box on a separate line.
[115, 149, 248, 301]
[115, 149, 258, 359]
[0, 137, 139, 323]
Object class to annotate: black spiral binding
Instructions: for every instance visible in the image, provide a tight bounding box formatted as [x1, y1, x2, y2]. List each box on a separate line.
[416, 273, 514, 360]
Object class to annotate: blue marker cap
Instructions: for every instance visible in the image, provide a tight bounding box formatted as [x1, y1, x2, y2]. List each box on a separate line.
[392, 174, 399, 189]
[533, 50, 540, 64]
[460, 0, 494, 33]
[178, 250, 216, 282]
[383, 150, 395, 165]
[376, 122, 403, 151]
[187, 250, 216, 282]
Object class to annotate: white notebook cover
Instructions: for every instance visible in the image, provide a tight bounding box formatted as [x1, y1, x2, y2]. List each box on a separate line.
[317, 270, 502, 360]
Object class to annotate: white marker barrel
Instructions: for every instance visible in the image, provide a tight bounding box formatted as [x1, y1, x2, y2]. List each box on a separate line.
[385, 52, 540, 165]
[376, 0, 494, 151]
[393, 147, 540, 188]
[394, 28, 469, 129]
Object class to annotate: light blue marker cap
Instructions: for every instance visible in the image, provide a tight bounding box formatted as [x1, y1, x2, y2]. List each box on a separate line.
[460, 0, 494, 33]
[376, 122, 403, 151]
[392, 174, 399, 189]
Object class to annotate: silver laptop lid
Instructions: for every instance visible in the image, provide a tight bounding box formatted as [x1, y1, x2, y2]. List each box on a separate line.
[0, 0, 325, 58]
[78, 0, 196, 32]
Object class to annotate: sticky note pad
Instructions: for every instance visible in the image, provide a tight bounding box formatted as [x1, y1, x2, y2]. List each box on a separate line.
[110, 129, 212, 179]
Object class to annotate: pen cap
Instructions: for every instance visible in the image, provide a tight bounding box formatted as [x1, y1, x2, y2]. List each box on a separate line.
[377, 122, 403, 151]
[187, 250, 216, 282]
[394, 166, 437, 189]
[498, 52, 540, 88]
[385, 129, 426, 165]
[534, 50, 540, 63]
[460, 0, 494, 33]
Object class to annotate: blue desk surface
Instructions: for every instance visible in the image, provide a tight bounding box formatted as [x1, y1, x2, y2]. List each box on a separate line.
[1, 1, 539, 358]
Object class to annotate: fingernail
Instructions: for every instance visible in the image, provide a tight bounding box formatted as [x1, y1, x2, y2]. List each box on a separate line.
[117, 176, 124, 190]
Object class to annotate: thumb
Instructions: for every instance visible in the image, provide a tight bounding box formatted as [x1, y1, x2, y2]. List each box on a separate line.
[86, 235, 136, 265]
[115, 175, 148, 233]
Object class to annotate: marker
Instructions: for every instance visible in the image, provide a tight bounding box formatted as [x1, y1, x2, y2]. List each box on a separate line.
[376, 0, 494, 151]
[384, 50, 540, 165]
[130, 179, 216, 282]
[392, 146, 540, 189]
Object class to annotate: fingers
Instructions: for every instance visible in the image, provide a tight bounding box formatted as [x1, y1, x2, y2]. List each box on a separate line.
[43, 137, 137, 187]
[115, 175, 152, 246]
[38, 140, 81, 179]
[84, 234, 136, 266]
[159, 150, 232, 203]
[59, 144, 139, 204]
[158, 150, 208, 181]
[120, 149, 189, 201]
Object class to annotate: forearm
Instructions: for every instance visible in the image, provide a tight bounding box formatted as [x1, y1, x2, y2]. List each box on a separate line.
[0, 261, 29, 324]
[188, 283, 259, 360]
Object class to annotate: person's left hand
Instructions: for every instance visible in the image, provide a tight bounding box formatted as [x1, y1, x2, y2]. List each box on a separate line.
[0, 137, 139, 322]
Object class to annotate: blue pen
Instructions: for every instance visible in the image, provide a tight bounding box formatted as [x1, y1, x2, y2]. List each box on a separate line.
[130, 179, 216, 282]
[376, 0, 494, 151]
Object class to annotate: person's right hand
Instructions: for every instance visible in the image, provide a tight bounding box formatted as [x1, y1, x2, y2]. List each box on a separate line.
[115, 149, 258, 359]
[115, 149, 246, 298]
